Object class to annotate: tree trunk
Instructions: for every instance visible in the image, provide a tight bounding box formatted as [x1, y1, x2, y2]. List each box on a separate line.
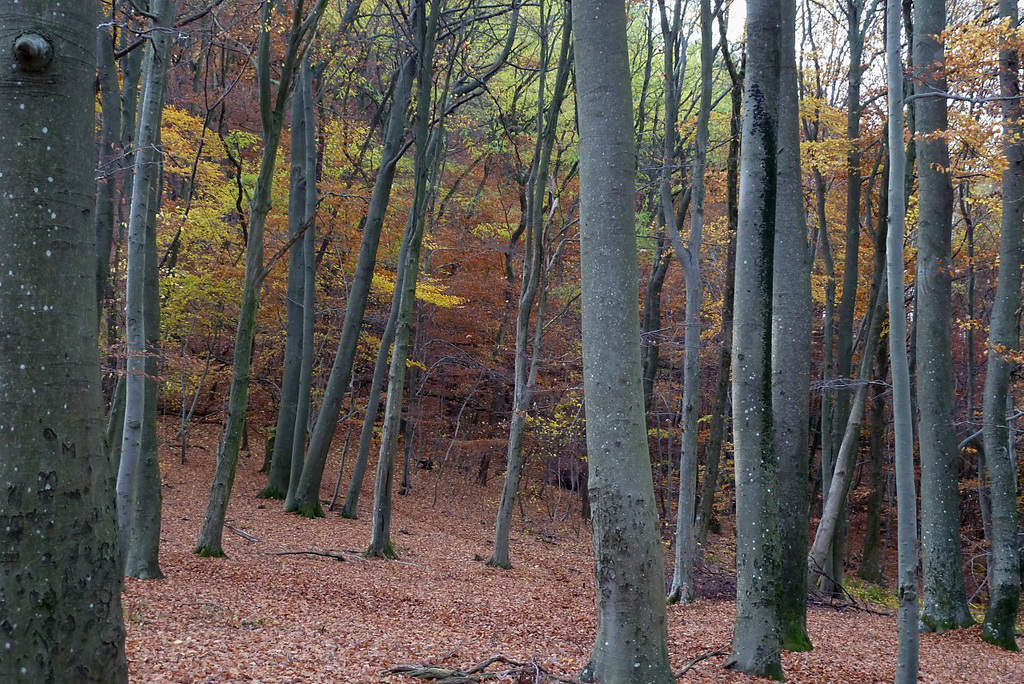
[0, 5, 128, 678]
[118, 0, 175, 572]
[913, 0, 974, 631]
[696, 19, 740, 546]
[95, 12, 122, 320]
[285, 58, 319, 515]
[668, 0, 711, 605]
[292, 55, 415, 517]
[489, 0, 572, 570]
[573, 0, 674, 680]
[368, 0, 438, 558]
[886, 1, 920, 676]
[340, 235, 407, 519]
[980, 0, 1023, 651]
[771, 0, 812, 650]
[196, 0, 327, 556]
[723, 0, 784, 677]
[260, 52, 313, 500]
[125, 152, 166, 580]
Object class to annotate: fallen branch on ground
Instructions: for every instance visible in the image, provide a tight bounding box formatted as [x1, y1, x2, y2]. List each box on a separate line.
[226, 525, 260, 542]
[385, 654, 579, 682]
[265, 549, 354, 562]
[675, 649, 728, 677]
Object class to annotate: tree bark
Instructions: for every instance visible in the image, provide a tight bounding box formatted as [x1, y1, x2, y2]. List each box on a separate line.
[285, 58, 319, 515]
[913, 0, 974, 631]
[118, 0, 175, 574]
[772, 0, 812, 650]
[980, 0, 1023, 651]
[368, 0, 438, 558]
[490, 0, 572, 570]
[261, 52, 313, 501]
[0, 4, 128, 678]
[573, 0, 674, 680]
[668, 0, 711, 605]
[886, 1, 920, 676]
[723, 0, 784, 677]
[196, 0, 327, 556]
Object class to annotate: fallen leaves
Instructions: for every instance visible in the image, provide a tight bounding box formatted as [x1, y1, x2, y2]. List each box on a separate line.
[124, 423, 1023, 682]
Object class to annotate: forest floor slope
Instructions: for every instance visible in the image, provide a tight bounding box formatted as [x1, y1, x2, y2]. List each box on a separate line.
[124, 423, 1022, 682]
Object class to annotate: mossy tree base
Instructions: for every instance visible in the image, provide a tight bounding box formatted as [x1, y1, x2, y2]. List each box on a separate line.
[257, 488, 286, 500]
[365, 541, 398, 560]
[981, 596, 1020, 651]
[295, 501, 325, 519]
[194, 546, 227, 559]
[919, 605, 975, 633]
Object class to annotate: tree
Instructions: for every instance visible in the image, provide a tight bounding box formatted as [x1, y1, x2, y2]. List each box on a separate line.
[886, 0, 919, 676]
[489, 0, 572, 570]
[368, 0, 440, 558]
[667, 0, 711, 605]
[772, 0, 812, 651]
[572, 0, 674, 680]
[913, 0, 973, 632]
[980, 0, 1023, 651]
[724, 0, 784, 677]
[0, 4, 128, 679]
[196, 0, 327, 556]
[118, 0, 175, 580]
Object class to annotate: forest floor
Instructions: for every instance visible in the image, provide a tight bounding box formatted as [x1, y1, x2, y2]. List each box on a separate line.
[124, 421, 1024, 682]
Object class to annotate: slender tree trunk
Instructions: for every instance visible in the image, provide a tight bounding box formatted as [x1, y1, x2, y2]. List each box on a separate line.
[913, 0, 974, 631]
[668, 0, 711, 605]
[118, 0, 175, 570]
[697, 21, 740, 545]
[886, 1, 920, 676]
[771, 0, 812, 650]
[125, 154, 165, 580]
[285, 58, 319, 515]
[723, 0, 784, 677]
[0, 5, 128, 678]
[368, 0, 438, 558]
[196, 0, 327, 556]
[980, 0, 1023, 650]
[95, 12, 122, 320]
[292, 55, 415, 518]
[260, 55, 312, 500]
[340, 237, 407, 519]
[490, 0, 572, 570]
[808, 261, 887, 584]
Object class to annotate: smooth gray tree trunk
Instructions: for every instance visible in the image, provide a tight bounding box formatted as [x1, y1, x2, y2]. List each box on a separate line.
[368, 0, 438, 558]
[772, 0, 812, 650]
[668, 0, 711, 605]
[886, 1, 920, 677]
[285, 58, 318, 514]
[980, 0, 1023, 651]
[95, 12, 122, 318]
[913, 0, 974, 632]
[117, 0, 175, 573]
[723, 0, 784, 677]
[261, 54, 312, 500]
[196, 0, 327, 556]
[125, 156, 165, 580]
[0, 4, 128, 678]
[573, 0, 674, 680]
[489, 0, 572, 570]
[291, 55, 415, 518]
